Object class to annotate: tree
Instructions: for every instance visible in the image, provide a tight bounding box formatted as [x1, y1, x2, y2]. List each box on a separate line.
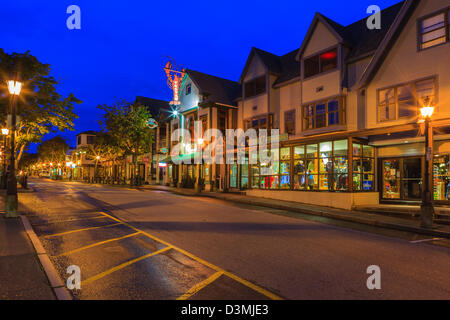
[97, 100, 154, 181]
[0, 49, 81, 165]
[37, 136, 69, 164]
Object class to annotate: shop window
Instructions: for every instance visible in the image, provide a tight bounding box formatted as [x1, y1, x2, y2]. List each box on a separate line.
[303, 48, 338, 78]
[377, 77, 436, 122]
[260, 148, 279, 189]
[353, 144, 375, 191]
[280, 148, 290, 189]
[418, 9, 449, 50]
[303, 97, 343, 130]
[433, 155, 450, 200]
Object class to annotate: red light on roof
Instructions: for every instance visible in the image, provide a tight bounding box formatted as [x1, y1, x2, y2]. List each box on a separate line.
[320, 51, 337, 59]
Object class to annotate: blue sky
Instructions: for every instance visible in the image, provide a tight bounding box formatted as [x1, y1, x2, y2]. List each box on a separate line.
[1, 0, 401, 149]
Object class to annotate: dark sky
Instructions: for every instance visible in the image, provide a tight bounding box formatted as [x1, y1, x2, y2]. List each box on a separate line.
[1, 0, 400, 150]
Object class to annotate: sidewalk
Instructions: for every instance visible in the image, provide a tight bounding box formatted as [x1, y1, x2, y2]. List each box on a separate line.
[0, 191, 55, 299]
[139, 184, 450, 239]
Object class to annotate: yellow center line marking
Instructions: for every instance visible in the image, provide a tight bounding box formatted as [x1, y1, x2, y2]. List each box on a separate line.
[98, 211, 283, 300]
[54, 231, 141, 257]
[43, 222, 123, 238]
[177, 271, 223, 300]
[82, 246, 172, 286]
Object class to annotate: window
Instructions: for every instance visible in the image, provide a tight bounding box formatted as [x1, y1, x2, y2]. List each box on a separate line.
[303, 48, 338, 78]
[419, 9, 449, 50]
[292, 140, 348, 191]
[377, 77, 436, 122]
[186, 84, 191, 95]
[260, 148, 279, 189]
[284, 110, 296, 135]
[86, 136, 94, 144]
[352, 144, 374, 191]
[245, 114, 273, 131]
[244, 75, 266, 98]
[303, 97, 343, 130]
[77, 136, 81, 145]
[280, 148, 290, 189]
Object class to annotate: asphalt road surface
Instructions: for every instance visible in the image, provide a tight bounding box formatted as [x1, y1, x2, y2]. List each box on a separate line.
[20, 178, 450, 300]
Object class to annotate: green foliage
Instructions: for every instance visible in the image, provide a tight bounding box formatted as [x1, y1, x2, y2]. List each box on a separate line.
[79, 131, 123, 162]
[0, 49, 81, 162]
[37, 136, 69, 163]
[97, 100, 154, 163]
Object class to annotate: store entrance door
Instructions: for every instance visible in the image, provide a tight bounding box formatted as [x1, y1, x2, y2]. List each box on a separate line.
[381, 157, 422, 201]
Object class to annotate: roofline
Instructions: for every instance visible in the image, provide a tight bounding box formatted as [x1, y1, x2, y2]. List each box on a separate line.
[296, 13, 344, 61]
[272, 76, 301, 88]
[357, 0, 418, 88]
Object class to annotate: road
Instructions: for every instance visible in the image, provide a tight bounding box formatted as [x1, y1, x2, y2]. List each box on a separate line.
[19, 178, 450, 299]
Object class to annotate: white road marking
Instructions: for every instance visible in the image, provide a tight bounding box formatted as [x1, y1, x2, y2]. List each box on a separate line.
[410, 237, 441, 243]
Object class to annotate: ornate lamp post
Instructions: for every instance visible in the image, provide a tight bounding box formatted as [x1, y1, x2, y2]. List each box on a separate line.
[420, 101, 434, 228]
[6, 77, 22, 218]
[1, 128, 9, 189]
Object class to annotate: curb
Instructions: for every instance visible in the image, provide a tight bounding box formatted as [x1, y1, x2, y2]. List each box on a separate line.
[144, 185, 450, 239]
[20, 215, 72, 300]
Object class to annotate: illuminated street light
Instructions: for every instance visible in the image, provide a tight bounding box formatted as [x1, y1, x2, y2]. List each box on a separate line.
[7, 80, 22, 96]
[420, 98, 435, 228]
[5, 75, 22, 217]
[2, 128, 9, 135]
[173, 110, 178, 116]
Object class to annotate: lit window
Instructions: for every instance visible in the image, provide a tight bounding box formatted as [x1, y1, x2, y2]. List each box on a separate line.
[302, 98, 342, 130]
[377, 77, 436, 122]
[303, 48, 337, 78]
[419, 10, 449, 50]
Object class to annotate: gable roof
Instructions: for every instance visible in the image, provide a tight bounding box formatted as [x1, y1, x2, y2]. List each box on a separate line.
[186, 69, 241, 106]
[358, 0, 420, 87]
[239, 46, 301, 88]
[297, 1, 405, 62]
[135, 96, 171, 120]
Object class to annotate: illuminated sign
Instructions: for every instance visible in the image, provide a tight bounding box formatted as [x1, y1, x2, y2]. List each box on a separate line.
[164, 57, 185, 106]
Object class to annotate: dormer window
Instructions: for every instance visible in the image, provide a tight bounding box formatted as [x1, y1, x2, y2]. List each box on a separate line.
[304, 48, 338, 78]
[244, 75, 266, 98]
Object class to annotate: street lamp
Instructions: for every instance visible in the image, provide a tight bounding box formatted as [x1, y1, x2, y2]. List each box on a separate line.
[5, 76, 22, 218]
[420, 99, 435, 228]
[1, 128, 8, 189]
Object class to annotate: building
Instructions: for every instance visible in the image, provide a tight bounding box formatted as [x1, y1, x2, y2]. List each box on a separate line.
[71, 130, 97, 180]
[160, 69, 241, 191]
[162, 0, 448, 210]
[134, 96, 171, 184]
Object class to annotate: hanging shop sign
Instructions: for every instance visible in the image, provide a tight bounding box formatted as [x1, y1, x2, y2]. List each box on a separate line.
[160, 147, 168, 154]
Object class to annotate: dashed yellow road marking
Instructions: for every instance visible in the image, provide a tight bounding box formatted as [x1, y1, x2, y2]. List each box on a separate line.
[98, 211, 283, 300]
[54, 231, 141, 257]
[43, 222, 123, 238]
[82, 246, 172, 286]
[177, 271, 223, 300]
